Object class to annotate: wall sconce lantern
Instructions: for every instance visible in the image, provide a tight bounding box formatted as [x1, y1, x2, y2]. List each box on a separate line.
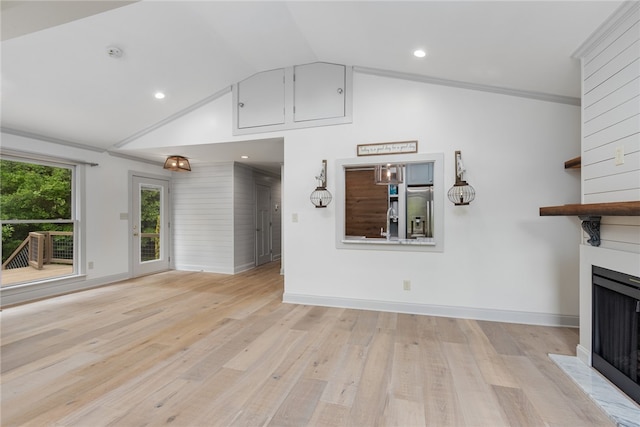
[374, 163, 404, 185]
[447, 150, 475, 206]
[310, 159, 333, 208]
[163, 155, 191, 172]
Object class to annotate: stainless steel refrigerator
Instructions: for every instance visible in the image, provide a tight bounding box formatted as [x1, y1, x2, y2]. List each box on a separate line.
[406, 186, 433, 238]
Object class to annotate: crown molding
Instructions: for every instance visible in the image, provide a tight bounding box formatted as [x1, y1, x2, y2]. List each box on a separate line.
[1, 127, 106, 152]
[0, 127, 163, 167]
[353, 66, 580, 106]
[106, 150, 164, 167]
[572, 1, 640, 59]
[113, 85, 232, 149]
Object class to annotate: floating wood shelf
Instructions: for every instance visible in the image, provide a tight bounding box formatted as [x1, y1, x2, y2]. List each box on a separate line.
[539, 201, 640, 217]
[564, 156, 581, 169]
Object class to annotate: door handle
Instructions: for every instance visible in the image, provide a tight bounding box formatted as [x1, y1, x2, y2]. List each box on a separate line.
[133, 233, 139, 236]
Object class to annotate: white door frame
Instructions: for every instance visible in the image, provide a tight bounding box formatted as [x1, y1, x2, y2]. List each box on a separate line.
[130, 172, 171, 277]
[255, 183, 272, 266]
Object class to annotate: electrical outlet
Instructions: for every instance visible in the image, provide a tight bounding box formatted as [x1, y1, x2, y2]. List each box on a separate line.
[292, 213, 299, 223]
[88, 261, 94, 269]
[403, 280, 411, 291]
[615, 146, 624, 166]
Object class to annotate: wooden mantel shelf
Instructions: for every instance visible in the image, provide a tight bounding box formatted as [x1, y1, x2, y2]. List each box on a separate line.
[539, 201, 640, 247]
[539, 201, 640, 217]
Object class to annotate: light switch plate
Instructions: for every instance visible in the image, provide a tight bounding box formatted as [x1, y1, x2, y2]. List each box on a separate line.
[615, 146, 624, 165]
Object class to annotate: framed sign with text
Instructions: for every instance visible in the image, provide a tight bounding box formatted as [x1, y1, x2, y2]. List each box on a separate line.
[357, 140, 418, 156]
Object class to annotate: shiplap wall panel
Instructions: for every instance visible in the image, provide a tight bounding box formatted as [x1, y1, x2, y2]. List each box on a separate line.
[593, 217, 640, 253]
[581, 5, 640, 250]
[583, 95, 640, 136]
[172, 163, 234, 273]
[582, 133, 640, 166]
[583, 60, 640, 108]
[583, 9, 640, 76]
[233, 164, 256, 273]
[601, 223, 640, 244]
[583, 168, 640, 194]
[583, 111, 640, 151]
[584, 39, 640, 94]
[584, 188, 640, 203]
[584, 78, 640, 121]
[583, 150, 640, 180]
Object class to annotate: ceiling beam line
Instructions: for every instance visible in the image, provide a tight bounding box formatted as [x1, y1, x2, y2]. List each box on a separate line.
[113, 86, 232, 150]
[353, 66, 581, 106]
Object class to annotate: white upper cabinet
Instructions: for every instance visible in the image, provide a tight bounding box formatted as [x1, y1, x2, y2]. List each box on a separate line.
[294, 62, 345, 122]
[236, 68, 285, 129]
[232, 62, 352, 135]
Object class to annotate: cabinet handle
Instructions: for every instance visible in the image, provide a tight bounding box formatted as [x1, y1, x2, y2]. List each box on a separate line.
[238, 102, 245, 108]
[337, 88, 343, 94]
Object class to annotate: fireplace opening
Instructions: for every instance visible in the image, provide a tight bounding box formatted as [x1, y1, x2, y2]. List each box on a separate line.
[592, 265, 640, 405]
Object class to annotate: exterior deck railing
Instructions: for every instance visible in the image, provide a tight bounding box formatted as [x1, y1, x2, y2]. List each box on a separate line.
[2, 231, 73, 271]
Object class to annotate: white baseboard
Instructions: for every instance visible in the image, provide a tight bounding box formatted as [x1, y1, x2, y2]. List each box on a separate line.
[1, 272, 130, 307]
[282, 293, 579, 327]
[173, 263, 234, 275]
[234, 262, 255, 274]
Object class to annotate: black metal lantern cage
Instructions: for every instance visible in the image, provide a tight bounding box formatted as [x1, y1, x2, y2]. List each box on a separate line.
[447, 181, 476, 206]
[447, 150, 476, 206]
[310, 187, 333, 208]
[310, 160, 333, 208]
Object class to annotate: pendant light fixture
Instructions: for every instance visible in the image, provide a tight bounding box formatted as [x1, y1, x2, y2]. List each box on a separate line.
[447, 150, 475, 205]
[310, 160, 332, 208]
[163, 155, 191, 172]
[374, 163, 404, 185]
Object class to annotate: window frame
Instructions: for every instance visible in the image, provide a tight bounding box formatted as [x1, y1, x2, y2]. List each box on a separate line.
[0, 154, 85, 289]
[335, 152, 445, 252]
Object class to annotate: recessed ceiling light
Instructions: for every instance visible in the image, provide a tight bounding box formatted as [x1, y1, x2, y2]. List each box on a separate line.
[154, 92, 166, 99]
[413, 49, 427, 58]
[241, 155, 249, 159]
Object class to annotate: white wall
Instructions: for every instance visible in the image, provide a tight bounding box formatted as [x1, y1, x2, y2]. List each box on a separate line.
[1, 132, 170, 305]
[0, 70, 582, 322]
[283, 72, 582, 326]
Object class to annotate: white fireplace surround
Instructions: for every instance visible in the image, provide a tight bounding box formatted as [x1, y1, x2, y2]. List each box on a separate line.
[577, 245, 640, 366]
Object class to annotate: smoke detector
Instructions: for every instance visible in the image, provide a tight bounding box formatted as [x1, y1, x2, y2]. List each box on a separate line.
[106, 46, 123, 58]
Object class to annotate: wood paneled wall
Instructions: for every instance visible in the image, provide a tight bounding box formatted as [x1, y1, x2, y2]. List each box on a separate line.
[582, 7, 639, 203]
[172, 162, 234, 273]
[581, 4, 640, 252]
[345, 168, 388, 238]
[173, 162, 282, 274]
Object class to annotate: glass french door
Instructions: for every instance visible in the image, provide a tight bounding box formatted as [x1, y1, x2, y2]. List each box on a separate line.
[132, 175, 170, 277]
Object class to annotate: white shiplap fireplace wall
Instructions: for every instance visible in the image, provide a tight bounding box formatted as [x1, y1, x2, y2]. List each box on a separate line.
[575, 2, 640, 365]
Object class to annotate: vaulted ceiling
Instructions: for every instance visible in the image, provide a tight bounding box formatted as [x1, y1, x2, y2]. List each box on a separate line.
[0, 1, 623, 171]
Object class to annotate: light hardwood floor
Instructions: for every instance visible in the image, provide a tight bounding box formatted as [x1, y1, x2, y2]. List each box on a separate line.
[1, 261, 613, 426]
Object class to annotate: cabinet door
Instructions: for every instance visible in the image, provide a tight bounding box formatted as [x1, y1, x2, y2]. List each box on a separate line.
[237, 68, 285, 129]
[294, 62, 345, 122]
[406, 162, 434, 186]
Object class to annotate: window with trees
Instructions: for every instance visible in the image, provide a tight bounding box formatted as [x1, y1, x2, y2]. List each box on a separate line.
[1, 158, 76, 287]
